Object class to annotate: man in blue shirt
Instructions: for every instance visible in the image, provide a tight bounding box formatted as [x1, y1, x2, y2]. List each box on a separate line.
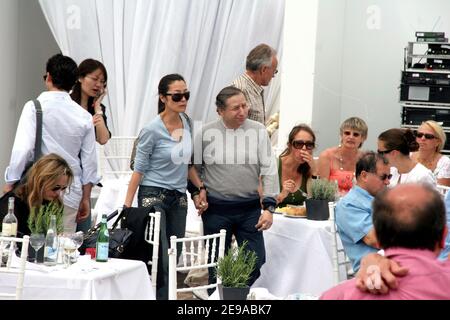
[335, 151, 391, 272]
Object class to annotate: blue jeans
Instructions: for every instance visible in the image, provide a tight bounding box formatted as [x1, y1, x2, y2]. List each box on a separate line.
[138, 185, 187, 300]
[202, 197, 265, 293]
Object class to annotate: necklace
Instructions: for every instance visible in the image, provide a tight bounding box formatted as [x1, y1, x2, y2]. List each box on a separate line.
[418, 153, 437, 169]
[337, 146, 344, 170]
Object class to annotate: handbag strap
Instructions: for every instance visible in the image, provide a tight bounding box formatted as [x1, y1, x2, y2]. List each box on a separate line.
[33, 99, 43, 162]
[84, 209, 125, 240]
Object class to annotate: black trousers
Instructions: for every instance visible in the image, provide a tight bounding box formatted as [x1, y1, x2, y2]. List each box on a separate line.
[202, 197, 265, 293]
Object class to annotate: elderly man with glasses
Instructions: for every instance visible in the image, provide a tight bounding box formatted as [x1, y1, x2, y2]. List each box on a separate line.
[232, 43, 278, 125]
[335, 151, 391, 273]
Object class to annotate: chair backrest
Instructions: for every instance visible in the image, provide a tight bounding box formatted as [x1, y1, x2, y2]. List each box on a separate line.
[437, 184, 450, 197]
[98, 136, 136, 179]
[328, 202, 353, 285]
[144, 211, 161, 294]
[0, 235, 29, 300]
[168, 229, 226, 300]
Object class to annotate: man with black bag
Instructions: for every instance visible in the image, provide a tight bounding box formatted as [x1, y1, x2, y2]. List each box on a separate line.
[3, 54, 99, 234]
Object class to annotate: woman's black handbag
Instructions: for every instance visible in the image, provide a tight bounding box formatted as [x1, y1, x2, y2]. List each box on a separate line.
[80, 209, 133, 258]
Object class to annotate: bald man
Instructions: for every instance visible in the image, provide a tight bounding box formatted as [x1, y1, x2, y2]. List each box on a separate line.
[321, 183, 450, 300]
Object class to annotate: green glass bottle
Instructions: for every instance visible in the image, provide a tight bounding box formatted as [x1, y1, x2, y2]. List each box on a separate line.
[96, 214, 109, 262]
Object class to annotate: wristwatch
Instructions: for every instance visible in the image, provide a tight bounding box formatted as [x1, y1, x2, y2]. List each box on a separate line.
[264, 205, 276, 214]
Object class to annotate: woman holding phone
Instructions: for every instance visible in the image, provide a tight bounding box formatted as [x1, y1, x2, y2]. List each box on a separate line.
[71, 59, 111, 145]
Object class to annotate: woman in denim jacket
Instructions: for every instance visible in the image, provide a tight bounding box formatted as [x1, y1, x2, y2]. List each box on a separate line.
[123, 74, 205, 300]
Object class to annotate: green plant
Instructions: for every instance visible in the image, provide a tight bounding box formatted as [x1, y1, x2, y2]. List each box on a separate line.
[215, 241, 257, 288]
[309, 179, 338, 201]
[28, 202, 64, 234]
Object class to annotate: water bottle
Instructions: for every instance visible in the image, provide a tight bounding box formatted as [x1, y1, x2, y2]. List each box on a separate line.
[96, 214, 109, 262]
[2, 197, 18, 237]
[44, 215, 58, 266]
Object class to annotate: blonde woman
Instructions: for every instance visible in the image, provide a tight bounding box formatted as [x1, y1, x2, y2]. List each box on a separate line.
[318, 117, 368, 196]
[411, 120, 450, 186]
[0, 153, 73, 236]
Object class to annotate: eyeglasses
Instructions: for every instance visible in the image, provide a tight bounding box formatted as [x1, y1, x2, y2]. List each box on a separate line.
[343, 131, 361, 138]
[166, 92, 190, 102]
[274, 69, 279, 75]
[51, 185, 67, 192]
[292, 140, 315, 150]
[86, 75, 106, 85]
[377, 149, 394, 155]
[378, 174, 393, 181]
[416, 132, 436, 140]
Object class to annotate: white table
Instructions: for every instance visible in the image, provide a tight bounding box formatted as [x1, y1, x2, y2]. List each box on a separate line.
[252, 214, 334, 297]
[0, 257, 155, 300]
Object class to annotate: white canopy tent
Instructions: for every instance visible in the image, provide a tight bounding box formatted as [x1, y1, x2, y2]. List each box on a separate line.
[38, 0, 284, 137]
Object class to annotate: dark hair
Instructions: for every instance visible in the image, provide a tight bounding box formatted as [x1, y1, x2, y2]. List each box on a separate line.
[46, 54, 78, 92]
[355, 151, 388, 179]
[158, 74, 186, 114]
[373, 184, 445, 251]
[215, 86, 244, 111]
[378, 128, 419, 155]
[280, 124, 316, 177]
[70, 59, 108, 107]
[246, 44, 277, 71]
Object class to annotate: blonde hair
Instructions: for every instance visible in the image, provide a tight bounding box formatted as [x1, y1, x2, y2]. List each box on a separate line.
[339, 117, 368, 139]
[17, 153, 73, 211]
[421, 120, 446, 152]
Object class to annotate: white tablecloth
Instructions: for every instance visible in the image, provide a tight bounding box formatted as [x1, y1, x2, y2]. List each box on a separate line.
[252, 214, 334, 297]
[0, 257, 155, 300]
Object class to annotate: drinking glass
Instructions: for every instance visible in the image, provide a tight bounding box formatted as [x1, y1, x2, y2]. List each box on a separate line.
[29, 233, 45, 263]
[69, 231, 84, 263]
[63, 237, 77, 268]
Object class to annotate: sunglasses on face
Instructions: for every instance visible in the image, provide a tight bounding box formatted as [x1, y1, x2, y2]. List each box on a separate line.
[343, 131, 361, 138]
[166, 91, 190, 102]
[378, 173, 393, 181]
[292, 140, 315, 150]
[377, 149, 394, 155]
[51, 185, 67, 192]
[416, 132, 436, 140]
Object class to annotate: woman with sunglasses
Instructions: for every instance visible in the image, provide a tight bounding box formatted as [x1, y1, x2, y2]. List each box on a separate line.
[378, 128, 436, 187]
[70, 59, 111, 145]
[277, 124, 318, 207]
[0, 153, 73, 237]
[123, 74, 204, 300]
[318, 117, 368, 196]
[410, 121, 450, 187]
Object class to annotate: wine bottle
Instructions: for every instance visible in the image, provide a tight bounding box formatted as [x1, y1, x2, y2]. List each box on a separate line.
[2, 197, 18, 237]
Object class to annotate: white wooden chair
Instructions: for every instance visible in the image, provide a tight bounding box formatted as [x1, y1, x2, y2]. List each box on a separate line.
[0, 235, 29, 300]
[328, 202, 353, 285]
[98, 136, 136, 180]
[168, 229, 226, 300]
[144, 211, 161, 294]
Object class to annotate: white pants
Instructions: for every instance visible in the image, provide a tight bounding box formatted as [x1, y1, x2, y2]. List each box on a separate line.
[63, 205, 78, 233]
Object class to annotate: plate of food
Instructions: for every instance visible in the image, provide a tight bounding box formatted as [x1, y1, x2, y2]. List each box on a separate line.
[275, 206, 307, 218]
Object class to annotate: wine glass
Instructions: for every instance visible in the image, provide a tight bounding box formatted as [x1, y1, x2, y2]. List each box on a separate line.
[29, 233, 45, 263]
[62, 237, 77, 268]
[68, 231, 84, 263]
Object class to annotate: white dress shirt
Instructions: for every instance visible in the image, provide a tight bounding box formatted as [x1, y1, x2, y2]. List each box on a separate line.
[5, 91, 100, 209]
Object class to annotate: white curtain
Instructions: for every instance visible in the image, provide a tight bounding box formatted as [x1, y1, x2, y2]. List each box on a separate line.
[38, 0, 284, 136]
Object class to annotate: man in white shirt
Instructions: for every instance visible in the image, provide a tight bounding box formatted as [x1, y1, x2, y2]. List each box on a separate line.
[3, 53, 99, 233]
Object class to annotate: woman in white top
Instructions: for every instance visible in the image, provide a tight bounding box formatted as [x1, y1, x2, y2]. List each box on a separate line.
[377, 128, 436, 187]
[410, 120, 450, 187]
